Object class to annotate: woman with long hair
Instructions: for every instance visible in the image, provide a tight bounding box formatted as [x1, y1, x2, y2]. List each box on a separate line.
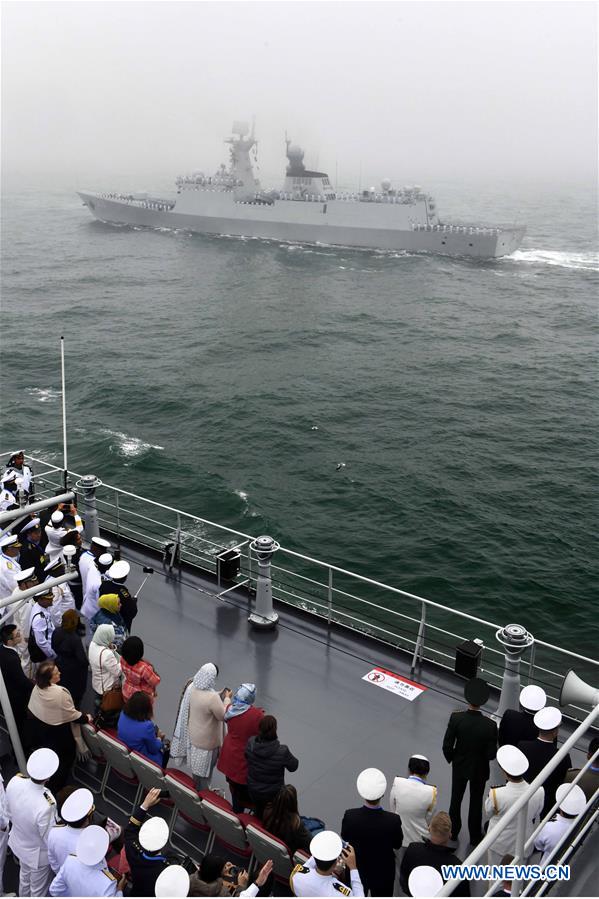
[170, 663, 231, 790]
[217, 683, 264, 812]
[262, 784, 312, 854]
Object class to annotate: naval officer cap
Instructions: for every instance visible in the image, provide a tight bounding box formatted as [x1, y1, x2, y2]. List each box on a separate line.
[51, 511, 64, 525]
[496, 745, 529, 777]
[520, 685, 546, 712]
[76, 824, 110, 866]
[27, 747, 59, 780]
[91, 537, 111, 549]
[98, 552, 114, 567]
[356, 767, 387, 801]
[61, 787, 94, 823]
[408, 865, 444, 897]
[108, 560, 130, 580]
[139, 815, 170, 852]
[464, 677, 490, 706]
[556, 783, 586, 816]
[155, 865, 191, 898]
[20, 517, 41, 534]
[310, 830, 343, 862]
[0, 534, 21, 549]
[534, 706, 562, 731]
[15, 566, 36, 583]
[1, 470, 17, 483]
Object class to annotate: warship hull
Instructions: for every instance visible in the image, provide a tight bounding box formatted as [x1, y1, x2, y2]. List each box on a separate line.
[78, 192, 525, 258]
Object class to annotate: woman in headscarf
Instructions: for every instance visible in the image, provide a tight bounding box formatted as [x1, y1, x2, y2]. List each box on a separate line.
[90, 593, 127, 650]
[171, 663, 232, 790]
[88, 624, 121, 707]
[120, 636, 160, 705]
[217, 684, 264, 812]
[51, 610, 88, 708]
[26, 659, 91, 792]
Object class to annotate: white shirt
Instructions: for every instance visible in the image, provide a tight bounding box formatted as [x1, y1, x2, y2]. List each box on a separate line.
[0, 489, 18, 512]
[389, 775, 437, 846]
[47, 824, 80, 873]
[49, 581, 76, 625]
[49, 854, 122, 897]
[0, 553, 21, 601]
[4, 464, 33, 494]
[45, 515, 83, 564]
[78, 550, 97, 595]
[0, 774, 9, 831]
[30, 601, 57, 659]
[291, 857, 364, 897]
[534, 815, 574, 865]
[81, 563, 102, 620]
[485, 779, 544, 857]
[6, 773, 57, 867]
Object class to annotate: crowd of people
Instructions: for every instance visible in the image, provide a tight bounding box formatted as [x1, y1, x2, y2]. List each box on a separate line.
[0, 451, 595, 898]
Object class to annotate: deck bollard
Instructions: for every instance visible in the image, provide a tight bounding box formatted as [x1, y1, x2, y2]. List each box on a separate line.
[248, 536, 280, 629]
[76, 475, 103, 544]
[495, 623, 535, 718]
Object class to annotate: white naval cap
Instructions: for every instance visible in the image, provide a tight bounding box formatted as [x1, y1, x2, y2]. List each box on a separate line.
[16, 566, 36, 582]
[139, 815, 170, 852]
[27, 747, 59, 780]
[534, 706, 562, 731]
[91, 537, 111, 549]
[51, 511, 64, 525]
[410, 754, 430, 761]
[556, 783, 586, 816]
[108, 560, 130, 580]
[356, 767, 387, 801]
[0, 534, 20, 549]
[520, 685, 546, 712]
[1, 470, 17, 483]
[20, 517, 41, 534]
[155, 865, 191, 898]
[61, 787, 94, 823]
[76, 824, 110, 866]
[309, 830, 343, 861]
[408, 865, 444, 898]
[98, 553, 114, 567]
[496, 744, 529, 777]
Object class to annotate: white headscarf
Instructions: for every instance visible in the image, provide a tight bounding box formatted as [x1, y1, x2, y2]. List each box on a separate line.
[170, 663, 217, 759]
[92, 624, 115, 647]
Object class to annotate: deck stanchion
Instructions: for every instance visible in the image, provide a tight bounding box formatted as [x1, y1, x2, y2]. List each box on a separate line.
[512, 801, 529, 897]
[327, 568, 333, 628]
[495, 624, 534, 719]
[76, 475, 103, 543]
[410, 602, 427, 676]
[248, 536, 279, 629]
[0, 668, 27, 773]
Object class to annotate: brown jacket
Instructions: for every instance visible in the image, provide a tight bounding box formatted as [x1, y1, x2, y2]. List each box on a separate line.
[188, 689, 229, 750]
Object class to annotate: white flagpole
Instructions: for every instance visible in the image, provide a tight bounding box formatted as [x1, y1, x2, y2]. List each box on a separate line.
[60, 335, 68, 489]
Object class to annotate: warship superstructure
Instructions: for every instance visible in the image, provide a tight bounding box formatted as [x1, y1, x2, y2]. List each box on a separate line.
[79, 122, 525, 258]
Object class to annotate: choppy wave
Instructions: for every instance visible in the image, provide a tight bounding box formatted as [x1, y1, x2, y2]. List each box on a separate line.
[26, 387, 61, 403]
[509, 249, 599, 272]
[100, 428, 164, 458]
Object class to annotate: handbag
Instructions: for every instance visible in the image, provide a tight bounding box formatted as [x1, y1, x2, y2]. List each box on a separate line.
[99, 649, 123, 713]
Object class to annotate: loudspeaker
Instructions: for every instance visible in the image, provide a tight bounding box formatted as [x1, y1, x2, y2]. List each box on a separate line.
[559, 669, 599, 708]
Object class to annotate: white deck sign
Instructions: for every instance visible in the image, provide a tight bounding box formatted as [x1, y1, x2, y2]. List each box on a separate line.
[362, 666, 427, 701]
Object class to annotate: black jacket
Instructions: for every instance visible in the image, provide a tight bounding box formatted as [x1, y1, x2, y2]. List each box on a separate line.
[51, 628, 89, 706]
[442, 709, 498, 778]
[245, 736, 298, 799]
[341, 806, 403, 891]
[18, 539, 49, 583]
[400, 839, 470, 896]
[0, 644, 33, 717]
[518, 738, 571, 817]
[124, 806, 181, 897]
[498, 709, 538, 747]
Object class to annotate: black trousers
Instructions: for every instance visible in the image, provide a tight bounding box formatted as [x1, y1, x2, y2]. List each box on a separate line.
[449, 768, 487, 843]
[361, 869, 396, 897]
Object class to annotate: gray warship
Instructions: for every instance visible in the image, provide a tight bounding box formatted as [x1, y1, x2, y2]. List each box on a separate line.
[79, 122, 526, 258]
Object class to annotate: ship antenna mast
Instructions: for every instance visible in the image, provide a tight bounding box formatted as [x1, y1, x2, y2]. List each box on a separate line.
[60, 336, 69, 490]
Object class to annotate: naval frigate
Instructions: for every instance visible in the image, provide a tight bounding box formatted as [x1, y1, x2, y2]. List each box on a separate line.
[79, 122, 525, 258]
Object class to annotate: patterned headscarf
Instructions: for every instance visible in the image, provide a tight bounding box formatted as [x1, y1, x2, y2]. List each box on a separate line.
[225, 683, 256, 720]
[170, 663, 218, 759]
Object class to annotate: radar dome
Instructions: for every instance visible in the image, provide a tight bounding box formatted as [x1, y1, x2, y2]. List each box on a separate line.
[287, 144, 304, 161]
[381, 178, 391, 192]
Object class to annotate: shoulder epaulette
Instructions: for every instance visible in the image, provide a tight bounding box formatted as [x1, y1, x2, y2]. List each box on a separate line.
[44, 791, 56, 805]
[290, 864, 308, 877]
[491, 787, 499, 814]
[55, 822, 66, 827]
[16, 772, 28, 778]
[129, 816, 143, 826]
[102, 868, 117, 880]
[333, 883, 351, 896]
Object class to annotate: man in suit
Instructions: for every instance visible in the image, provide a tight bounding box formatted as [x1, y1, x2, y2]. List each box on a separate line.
[442, 677, 498, 845]
[341, 767, 403, 896]
[400, 812, 470, 897]
[498, 685, 546, 747]
[518, 707, 571, 818]
[0, 623, 34, 740]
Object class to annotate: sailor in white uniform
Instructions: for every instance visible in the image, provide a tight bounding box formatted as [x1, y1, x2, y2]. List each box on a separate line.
[48, 788, 95, 873]
[0, 772, 9, 895]
[290, 830, 364, 897]
[44, 558, 77, 624]
[45, 507, 84, 565]
[29, 591, 57, 660]
[485, 745, 544, 865]
[0, 534, 22, 600]
[79, 536, 112, 596]
[81, 552, 113, 621]
[0, 471, 20, 512]
[389, 754, 437, 846]
[6, 747, 59, 897]
[534, 783, 586, 866]
[49, 824, 125, 897]
[4, 450, 33, 495]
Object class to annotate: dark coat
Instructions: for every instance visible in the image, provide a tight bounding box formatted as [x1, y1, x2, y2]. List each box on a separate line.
[341, 806, 403, 894]
[51, 628, 89, 708]
[217, 705, 264, 784]
[518, 738, 572, 817]
[245, 736, 298, 799]
[400, 839, 471, 896]
[18, 539, 49, 583]
[442, 709, 498, 778]
[498, 709, 538, 747]
[124, 805, 181, 897]
[0, 644, 33, 723]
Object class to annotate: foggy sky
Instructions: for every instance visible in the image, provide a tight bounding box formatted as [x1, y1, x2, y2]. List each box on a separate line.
[2, 1, 597, 187]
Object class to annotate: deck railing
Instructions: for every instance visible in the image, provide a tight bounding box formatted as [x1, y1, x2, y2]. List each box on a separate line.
[6, 454, 598, 724]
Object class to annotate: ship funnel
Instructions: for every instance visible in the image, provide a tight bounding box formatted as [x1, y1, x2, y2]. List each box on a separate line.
[559, 669, 599, 708]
